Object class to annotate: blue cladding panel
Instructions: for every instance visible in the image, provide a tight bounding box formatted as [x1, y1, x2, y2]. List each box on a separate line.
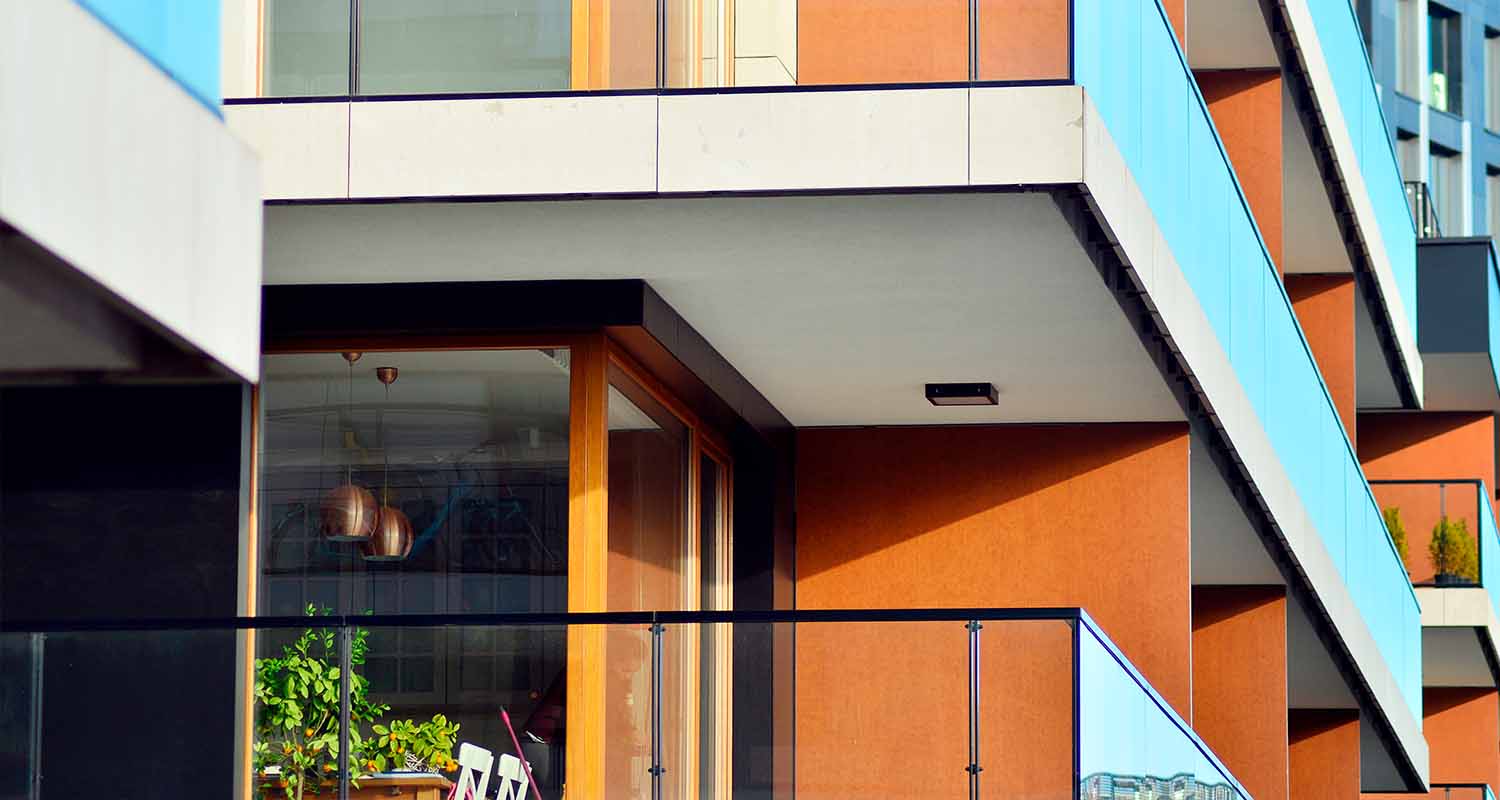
[75, 0, 221, 112]
[1306, 0, 1417, 341]
[1483, 482, 1500, 628]
[1073, 0, 1423, 721]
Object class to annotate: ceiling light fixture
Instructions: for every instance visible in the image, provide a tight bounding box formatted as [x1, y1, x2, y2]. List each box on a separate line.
[925, 382, 999, 407]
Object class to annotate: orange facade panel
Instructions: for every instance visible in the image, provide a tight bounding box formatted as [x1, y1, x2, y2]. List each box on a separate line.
[1198, 69, 1284, 272]
[797, 0, 1069, 85]
[795, 422, 1192, 715]
[1360, 412, 1497, 491]
[1286, 275, 1357, 444]
[1426, 687, 1500, 791]
[1192, 586, 1289, 800]
[1289, 710, 1360, 800]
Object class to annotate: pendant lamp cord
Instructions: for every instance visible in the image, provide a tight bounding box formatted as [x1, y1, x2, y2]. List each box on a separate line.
[346, 356, 355, 486]
[381, 380, 391, 506]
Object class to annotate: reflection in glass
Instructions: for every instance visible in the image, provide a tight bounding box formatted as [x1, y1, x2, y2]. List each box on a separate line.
[358, 0, 571, 94]
[607, 363, 690, 798]
[259, 349, 571, 619]
[263, 0, 351, 96]
[1078, 626, 1245, 799]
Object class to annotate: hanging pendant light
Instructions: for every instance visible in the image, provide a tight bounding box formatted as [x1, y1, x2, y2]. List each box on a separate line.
[365, 365, 413, 562]
[321, 352, 377, 543]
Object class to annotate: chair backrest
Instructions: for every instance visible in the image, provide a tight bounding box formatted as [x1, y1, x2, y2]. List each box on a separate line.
[454, 742, 494, 800]
[495, 753, 531, 800]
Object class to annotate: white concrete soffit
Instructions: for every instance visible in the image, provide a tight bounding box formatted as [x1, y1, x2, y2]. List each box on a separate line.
[1054, 86, 1428, 782]
[1277, 0, 1425, 406]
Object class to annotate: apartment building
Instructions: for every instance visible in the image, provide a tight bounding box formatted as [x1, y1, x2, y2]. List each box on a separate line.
[7, 0, 1499, 798]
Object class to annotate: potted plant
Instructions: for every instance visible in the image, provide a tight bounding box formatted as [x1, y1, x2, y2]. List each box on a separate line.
[365, 715, 461, 774]
[253, 607, 461, 799]
[1429, 516, 1480, 585]
[1383, 507, 1412, 573]
[253, 607, 388, 799]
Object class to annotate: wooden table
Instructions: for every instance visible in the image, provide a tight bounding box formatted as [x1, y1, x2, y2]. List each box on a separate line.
[351, 774, 454, 800]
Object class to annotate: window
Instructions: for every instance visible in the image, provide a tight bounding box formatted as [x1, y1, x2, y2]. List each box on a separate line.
[357, 1, 579, 94]
[1430, 146, 1463, 232]
[1430, 5, 1462, 113]
[262, 0, 350, 96]
[1397, 0, 1422, 98]
[1487, 168, 1500, 235]
[1487, 28, 1500, 130]
[1398, 133, 1422, 183]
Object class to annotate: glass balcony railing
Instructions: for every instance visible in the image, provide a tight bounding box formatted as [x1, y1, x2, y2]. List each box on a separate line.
[257, 0, 1072, 97]
[1073, 0, 1423, 720]
[1431, 784, 1499, 800]
[1371, 478, 1500, 597]
[0, 609, 1248, 799]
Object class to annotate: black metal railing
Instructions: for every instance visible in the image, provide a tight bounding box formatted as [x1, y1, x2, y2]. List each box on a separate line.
[1405, 180, 1443, 238]
[0, 607, 1248, 799]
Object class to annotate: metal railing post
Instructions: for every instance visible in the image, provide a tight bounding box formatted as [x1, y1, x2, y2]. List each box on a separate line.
[966, 620, 983, 799]
[649, 621, 665, 800]
[338, 624, 352, 800]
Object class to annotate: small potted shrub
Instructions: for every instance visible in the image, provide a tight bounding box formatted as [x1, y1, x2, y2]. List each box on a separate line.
[1429, 516, 1480, 585]
[253, 607, 389, 799]
[364, 715, 461, 774]
[1383, 507, 1412, 573]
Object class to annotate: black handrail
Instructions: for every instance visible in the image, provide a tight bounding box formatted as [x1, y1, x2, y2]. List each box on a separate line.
[0, 606, 1086, 634]
[1405, 180, 1443, 238]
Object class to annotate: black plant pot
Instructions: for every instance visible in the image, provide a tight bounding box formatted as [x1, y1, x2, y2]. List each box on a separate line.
[1435, 572, 1468, 586]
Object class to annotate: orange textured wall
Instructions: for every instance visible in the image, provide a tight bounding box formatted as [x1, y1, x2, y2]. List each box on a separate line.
[1286, 275, 1357, 443]
[1198, 69, 1284, 271]
[1162, 0, 1186, 46]
[975, 0, 1071, 81]
[1359, 412, 1496, 490]
[1192, 587, 1289, 800]
[797, 423, 1191, 701]
[1426, 687, 1500, 790]
[1289, 710, 1360, 800]
[797, 0, 1069, 85]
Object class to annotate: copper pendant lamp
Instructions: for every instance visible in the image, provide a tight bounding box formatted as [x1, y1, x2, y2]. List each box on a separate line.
[364, 365, 413, 561]
[321, 352, 377, 543]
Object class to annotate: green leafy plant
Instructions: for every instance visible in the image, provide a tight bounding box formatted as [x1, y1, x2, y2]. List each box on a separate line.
[366, 714, 461, 774]
[1429, 516, 1480, 582]
[1383, 507, 1411, 571]
[253, 606, 388, 799]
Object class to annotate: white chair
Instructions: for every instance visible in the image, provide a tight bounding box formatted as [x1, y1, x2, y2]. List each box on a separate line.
[495, 753, 531, 800]
[452, 742, 494, 800]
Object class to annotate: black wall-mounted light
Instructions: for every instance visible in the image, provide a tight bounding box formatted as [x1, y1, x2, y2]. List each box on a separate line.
[925, 382, 999, 406]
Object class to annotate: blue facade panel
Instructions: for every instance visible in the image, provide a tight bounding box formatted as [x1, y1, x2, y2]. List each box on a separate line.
[74, 0, 221, 113]
[1074, 0, 1423, 720]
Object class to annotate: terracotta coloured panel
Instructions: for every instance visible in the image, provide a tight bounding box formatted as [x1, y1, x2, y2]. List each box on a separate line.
[976, 0, 1070, 81]
[1359, 412, 1496, 491]
[1426, 687, 1500, 791]
[796, 423, 1191, 714]
[1289, 710, 1360, 800]
[1197, 69, 1284, 271]
[1286, 274, 1357, 443]
[1192, 586, 1289, 800]
[797, 0, 968, 84]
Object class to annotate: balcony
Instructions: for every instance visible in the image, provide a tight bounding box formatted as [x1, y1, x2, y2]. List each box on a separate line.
[1414, 237, 1500, 412]
[1406, 181, 1444, 240]
[0, 609, 1248, 798]
[1370, 479, 1500, 691]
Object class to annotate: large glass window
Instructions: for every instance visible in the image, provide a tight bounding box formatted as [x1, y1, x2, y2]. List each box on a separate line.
[1430, 146, 1463, 234]
[1397, 0, 1421, 98]
[357, 1, 573, 94]
[263, 0, 351, 96]
[1486, 28, 1500, 130]
[258, 349, 572, 618]
[1430, 5, 1462, 113]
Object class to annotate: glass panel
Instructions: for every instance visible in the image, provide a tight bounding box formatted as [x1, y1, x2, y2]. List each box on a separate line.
[1370, 480, 1484, 586]
[794, 620, 970, 797]
[258, 349, 571, 617]
[976, 0, 1071, 81]
[358, 0, 572, 94]
[1078, 624, 1247, 799]
[264, 0, 351, 96]
[979, 619, 1074, 799]
[606, 364, 689, 798]
[358, 622, 569, 797]
[0, 629, 240, 797]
